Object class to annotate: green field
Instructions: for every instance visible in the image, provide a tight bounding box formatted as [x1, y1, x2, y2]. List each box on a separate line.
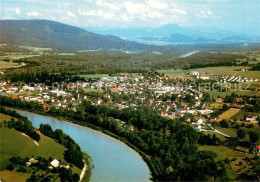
[0, 113, 16, 121]
[77, 74, 109, 79]
[0, 61, 19, 69]
[219, 109, 241, 120]
[198, 145, 255, 180]
[18, 45, 52, 52]
[158, 66, 245, 77]
[0, 113, 81, 181]
[0, 127, 67, 171]
[236, 71, 260, 79]
[201, 131, 227, 141]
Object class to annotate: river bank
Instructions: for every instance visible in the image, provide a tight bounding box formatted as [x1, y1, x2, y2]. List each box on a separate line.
[8, 107, 152, 182]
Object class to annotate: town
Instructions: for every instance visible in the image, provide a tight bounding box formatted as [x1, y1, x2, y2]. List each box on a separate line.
[0, 71, 259, 137]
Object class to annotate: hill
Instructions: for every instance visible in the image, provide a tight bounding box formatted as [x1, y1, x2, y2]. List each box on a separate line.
[0, 113, 81, 181]
[0, 20, 150, 51]
[85, 24, 259, 45]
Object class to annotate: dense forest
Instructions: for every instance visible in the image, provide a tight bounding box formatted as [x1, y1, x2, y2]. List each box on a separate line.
[0, 96, 230, 181]
[1, 51, 245, 81]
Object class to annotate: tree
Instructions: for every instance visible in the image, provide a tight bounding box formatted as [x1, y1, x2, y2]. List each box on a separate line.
[222, 104, 229, 111]
[249, 131, 259, 143]
[220, 120, 229, 128]
[237, 129, 246, 139]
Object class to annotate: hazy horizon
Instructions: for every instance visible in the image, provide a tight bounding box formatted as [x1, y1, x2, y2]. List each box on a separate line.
[1, 0, 260, 35]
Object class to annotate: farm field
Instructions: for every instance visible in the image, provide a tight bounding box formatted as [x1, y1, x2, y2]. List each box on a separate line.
[0, 61, 19, 69]
[158, 66, 245, 77]
[197, 145, 256, 180]
[77, 74, 109, 79]
[219, 109, 241, 120]
[18, 45, 52, 52]
[0, 55, 39, 60]
[236, 71, 260, 79]
[201, 131, 227, 141]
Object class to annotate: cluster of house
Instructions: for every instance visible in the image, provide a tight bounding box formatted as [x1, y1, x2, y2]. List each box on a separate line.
[190, 71, 210, 80]
[26, 157, 69, 169]
[216, 75, 258, 83]
[0, 72, 259, 132]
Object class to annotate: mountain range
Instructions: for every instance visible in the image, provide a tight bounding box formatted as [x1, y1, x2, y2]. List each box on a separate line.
[85, 24, 260, 45]
[0, 20, 150, 51]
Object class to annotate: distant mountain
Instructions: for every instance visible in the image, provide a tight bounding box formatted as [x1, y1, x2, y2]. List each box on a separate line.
[85, 24, 259, 45]
[0, 20, 150, 51]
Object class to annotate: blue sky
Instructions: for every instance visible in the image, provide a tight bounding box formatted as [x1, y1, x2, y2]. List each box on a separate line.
[1, 0, 259, 34]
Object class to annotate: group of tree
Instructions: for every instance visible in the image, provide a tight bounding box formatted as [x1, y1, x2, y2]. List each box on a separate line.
[0, 107, 40, 141]
[39, 124, 84, 169]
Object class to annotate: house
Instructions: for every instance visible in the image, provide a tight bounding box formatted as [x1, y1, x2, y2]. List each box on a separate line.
[199, 76, 210, 80]
[20, 62, 26, 66]
[235, 146, 249, 154]
[190, 71, 199, 76]
[120, 73, 132, 77]
[210, 118, 223, 123]
[215, 98, 224, 103]
[50, 159, 60, 168]
[246, 113, 257, 122]
[36, 130, 41, 135]
[129, 125, 135, 131]
[256, 145, 260, 153]
[29, 157, 38, 164]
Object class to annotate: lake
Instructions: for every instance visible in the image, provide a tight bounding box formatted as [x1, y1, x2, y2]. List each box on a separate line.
[15, 110, 151, 182]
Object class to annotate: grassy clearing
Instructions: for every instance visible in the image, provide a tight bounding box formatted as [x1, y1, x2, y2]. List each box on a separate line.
[197, 145, 251, 161]
[77, 74, 109, 79]
[0, 55, 39, 60]
[0, 61, 19, 69]
[201, 131, 227, 141]
[231, 110, 247, 121]
[0, 170, 29, 182]
[215, 126, 237, 138]
[205, 90, 260, 98]
[236, 71, 260, 79]
[0, 113, 81, 181]
[0, 113, 16, 122]
[219, 109, 240, 120]
[208, 103, 230, 109]
[158, 66, 243, 77]
[198, 145, 255, 180]
[18, 46, 52, 52]
[0, 127, 66, 171]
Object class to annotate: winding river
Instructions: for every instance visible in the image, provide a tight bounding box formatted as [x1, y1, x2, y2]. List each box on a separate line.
[15, 110, 151, 182]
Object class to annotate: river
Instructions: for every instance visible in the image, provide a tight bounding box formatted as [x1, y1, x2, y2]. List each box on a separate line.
[15, 110, 151, 182]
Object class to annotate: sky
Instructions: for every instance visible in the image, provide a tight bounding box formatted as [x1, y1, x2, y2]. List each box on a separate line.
[0, 0, 259, 34]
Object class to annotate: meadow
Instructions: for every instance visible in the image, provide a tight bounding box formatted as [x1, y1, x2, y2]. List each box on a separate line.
[197, 145, 256, 180]
[219, 109, 241, 120]
[0, 113, 81, 181]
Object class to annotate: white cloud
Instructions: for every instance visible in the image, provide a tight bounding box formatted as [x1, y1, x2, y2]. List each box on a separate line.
[196, 10, 213, 18]
[145, 0, 168, 10]
[96, 0, 122, 11]
[123, 1, 147, 15]
[27, 11, 42, 17]
[120, 14, 134, 22]
[171, 9, 186, 15]
[15, 8, 21, 15]
[67, 11, 77, 18]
